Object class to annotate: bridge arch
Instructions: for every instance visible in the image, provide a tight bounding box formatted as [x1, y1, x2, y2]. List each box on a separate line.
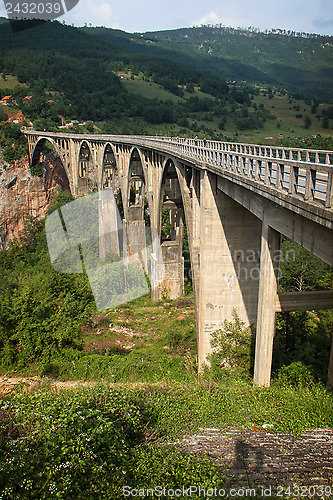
[157, 156, 191, 299]
[121, 147, 151, 272]
[101, 143, 118, 190]
[30, 136, 71, 192]
[126, 147, 150, 219]
[78, 140, 93, 175]
[77, 140, 95, 195]
[31, 137, 66, 176]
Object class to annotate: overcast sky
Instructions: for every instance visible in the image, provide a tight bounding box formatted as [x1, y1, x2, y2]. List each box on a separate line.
[57, 0, 333, 35]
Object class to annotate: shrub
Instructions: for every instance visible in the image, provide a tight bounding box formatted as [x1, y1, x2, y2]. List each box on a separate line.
[209, 310, 254, 378]
[276, 361, 316, 388]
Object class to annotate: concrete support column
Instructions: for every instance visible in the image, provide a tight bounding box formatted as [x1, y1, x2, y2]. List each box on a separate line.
[189, 169, 201, 307]
[253, 223, 281, 387]
[198, 170, 262, 370]
[160, 240, 184, 299]
[327, 336, 333, 390]
[149, 163, 164, 302]
[70, 141, 79, 197]
[123, 218, 148, 272]
[98, 189, 121, 261]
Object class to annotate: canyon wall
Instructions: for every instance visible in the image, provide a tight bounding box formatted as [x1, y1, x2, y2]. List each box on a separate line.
[0, 152, 70, 250]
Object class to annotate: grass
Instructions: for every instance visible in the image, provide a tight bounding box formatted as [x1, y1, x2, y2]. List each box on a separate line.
[2, 291, 332, 439]
[0, 378, 332, 498]
[0, 75, 24, 90]
[0, 293, 197, 383]
[123, 78, 183, 102]
[122, 76, 214, 103]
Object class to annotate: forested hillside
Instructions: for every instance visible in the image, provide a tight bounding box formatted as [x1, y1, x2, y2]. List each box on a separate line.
[111, 25, 333, 101]
[0, 18, 332, 147]
[0, 19, 232, 127]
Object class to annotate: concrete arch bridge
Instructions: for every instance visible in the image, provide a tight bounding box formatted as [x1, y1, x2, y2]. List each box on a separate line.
[24, 130, 333, 387]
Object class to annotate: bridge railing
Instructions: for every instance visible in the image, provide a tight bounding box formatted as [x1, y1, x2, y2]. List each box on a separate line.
[24, 130, 333, 209]
[146, 136, 333, 209]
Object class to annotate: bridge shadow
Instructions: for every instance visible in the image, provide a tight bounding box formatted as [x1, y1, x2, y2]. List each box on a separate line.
[226, 438, 265, 488]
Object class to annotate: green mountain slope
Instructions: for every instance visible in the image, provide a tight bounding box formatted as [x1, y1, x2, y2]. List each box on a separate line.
[0, 19, 332, 146]
[86, 25, 333, 101]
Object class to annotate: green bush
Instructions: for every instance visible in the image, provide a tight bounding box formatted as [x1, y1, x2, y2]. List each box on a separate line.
[0, 202, 95, 372]
[209, 311, 254, 378]
[276, 361, 316, 388]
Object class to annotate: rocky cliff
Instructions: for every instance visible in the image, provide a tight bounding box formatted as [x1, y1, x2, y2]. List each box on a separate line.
[0, 152, 70, 250]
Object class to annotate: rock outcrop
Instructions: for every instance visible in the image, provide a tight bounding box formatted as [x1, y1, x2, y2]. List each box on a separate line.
[0, 152, 70, 250]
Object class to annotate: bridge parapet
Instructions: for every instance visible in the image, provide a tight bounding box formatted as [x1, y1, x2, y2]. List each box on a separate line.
[24, 130, 333, 211]
[148, 136, 333, 210]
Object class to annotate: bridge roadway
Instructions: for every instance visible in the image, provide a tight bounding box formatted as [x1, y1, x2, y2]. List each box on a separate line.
[24, 130, 333, 387]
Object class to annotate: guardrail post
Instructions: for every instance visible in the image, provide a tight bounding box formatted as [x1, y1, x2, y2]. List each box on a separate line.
[304, 168, 312, 201]
[289, 166, 297, 194]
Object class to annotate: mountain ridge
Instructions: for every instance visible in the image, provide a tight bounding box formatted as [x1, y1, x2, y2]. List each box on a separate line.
[85, 24, 333, 100]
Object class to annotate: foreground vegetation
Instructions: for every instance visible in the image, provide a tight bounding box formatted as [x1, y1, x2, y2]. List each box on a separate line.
[0, 194, 333, 498]
[1, 381, 333, 499]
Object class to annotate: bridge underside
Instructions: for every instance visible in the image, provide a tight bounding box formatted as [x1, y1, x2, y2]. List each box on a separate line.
[24, 131, 333, 389]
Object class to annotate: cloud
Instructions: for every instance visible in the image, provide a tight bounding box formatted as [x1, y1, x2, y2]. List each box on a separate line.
[312, 0, 333, 33]
[61, 0, 119, 27]
[191, 10, 251, 29]
[191, 11, 224, 26]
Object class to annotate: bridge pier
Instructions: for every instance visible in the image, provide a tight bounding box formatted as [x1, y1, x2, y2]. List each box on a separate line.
[123, 215, 148, 272]
[160, 203, 184, 299]
[198, 171, 262, 369]
[253, 223, 281, 386]
[98, 188, 121, 260]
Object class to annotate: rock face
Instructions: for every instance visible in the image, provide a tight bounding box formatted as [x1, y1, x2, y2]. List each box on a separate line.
[0, 152, 70, 250]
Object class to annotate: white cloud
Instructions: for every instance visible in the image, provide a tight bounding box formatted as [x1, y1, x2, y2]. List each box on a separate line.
[191, 10, 251, 29]
[60, 0, 119, 27]
[191, 11, 223, 26]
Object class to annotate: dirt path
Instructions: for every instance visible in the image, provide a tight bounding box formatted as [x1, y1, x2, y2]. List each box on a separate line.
[0, 375, 93, 395]
[176, 427, 333, 488]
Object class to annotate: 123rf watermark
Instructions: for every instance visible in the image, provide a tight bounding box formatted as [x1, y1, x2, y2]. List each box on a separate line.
[123, 484, 333, 498]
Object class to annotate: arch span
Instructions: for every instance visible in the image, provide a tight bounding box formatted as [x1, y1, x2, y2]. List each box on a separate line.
[157, 157, 189, 299]
[30, 137, 71, 193]
[77, 140, 95, 195]
[101, 143, 118, 190]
